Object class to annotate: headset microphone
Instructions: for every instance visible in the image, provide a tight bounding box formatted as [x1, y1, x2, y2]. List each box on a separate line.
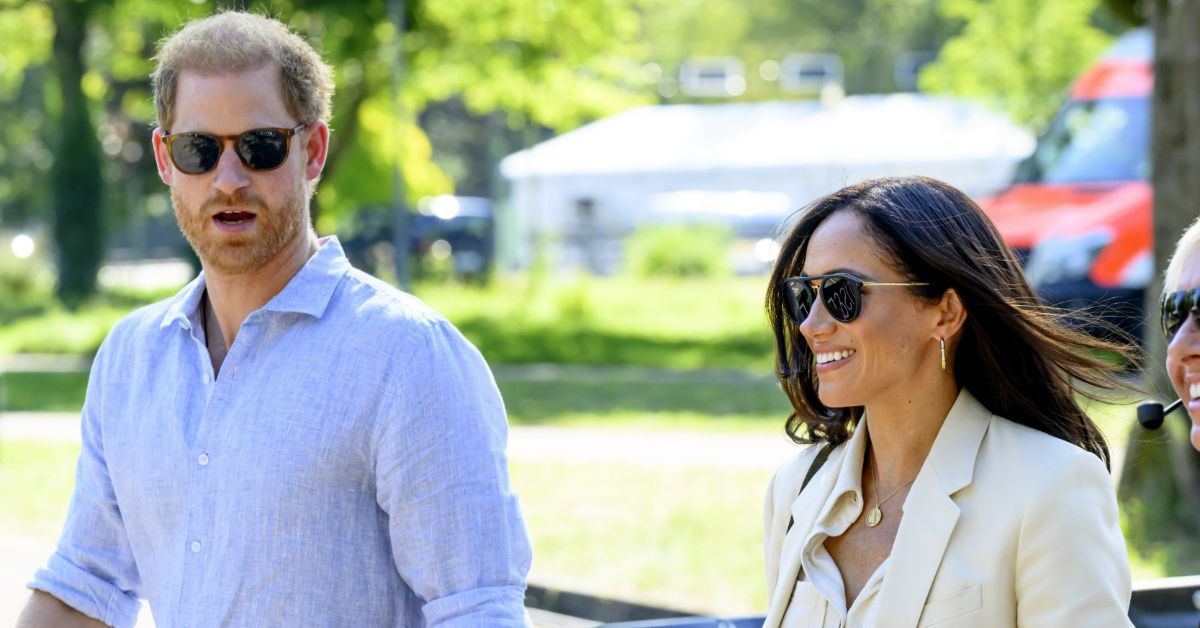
[1137, 398, 1184, 431]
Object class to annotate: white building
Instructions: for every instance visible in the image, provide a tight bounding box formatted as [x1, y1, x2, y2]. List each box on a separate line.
[498, 94, 1035, 274]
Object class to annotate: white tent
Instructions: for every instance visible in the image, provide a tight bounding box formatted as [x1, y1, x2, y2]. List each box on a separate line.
[498, 94, 1035, 273]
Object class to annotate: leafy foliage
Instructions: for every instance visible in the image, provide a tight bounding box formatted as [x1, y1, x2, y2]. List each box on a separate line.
[919, 0, 1115, 129]
[0, 0, 655, 300]
[624, 224, 733, 279]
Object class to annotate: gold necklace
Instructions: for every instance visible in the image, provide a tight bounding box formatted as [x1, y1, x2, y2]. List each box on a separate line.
[865, 452, 915, 528]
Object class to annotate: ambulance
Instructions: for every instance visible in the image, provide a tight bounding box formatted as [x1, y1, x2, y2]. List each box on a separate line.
[978, 28, 1151, 340]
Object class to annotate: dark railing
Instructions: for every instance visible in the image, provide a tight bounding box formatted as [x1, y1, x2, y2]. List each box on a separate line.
[528, 576, 1200, 627]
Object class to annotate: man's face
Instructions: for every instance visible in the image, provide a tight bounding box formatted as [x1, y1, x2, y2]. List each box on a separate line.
[152, 63, 326, 276]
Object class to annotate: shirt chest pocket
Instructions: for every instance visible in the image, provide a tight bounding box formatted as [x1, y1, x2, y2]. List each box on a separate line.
[917, 584, 982, 627]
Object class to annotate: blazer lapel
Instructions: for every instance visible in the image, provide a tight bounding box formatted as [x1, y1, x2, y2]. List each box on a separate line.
[763, 444, 846, 627]
[873, 389, 992, 628]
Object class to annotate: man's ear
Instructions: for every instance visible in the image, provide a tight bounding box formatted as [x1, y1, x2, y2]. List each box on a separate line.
[303, 120, 329, 182]
[151, 128, 174, 186]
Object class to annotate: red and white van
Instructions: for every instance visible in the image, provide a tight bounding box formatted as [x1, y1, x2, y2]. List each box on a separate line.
[978, 28, 1151, 340]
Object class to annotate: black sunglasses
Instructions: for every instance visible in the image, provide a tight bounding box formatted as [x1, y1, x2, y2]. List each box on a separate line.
[1161, 287, 1200, 339]
[161, 123, 308, 175]
[782, 273, 930, 324]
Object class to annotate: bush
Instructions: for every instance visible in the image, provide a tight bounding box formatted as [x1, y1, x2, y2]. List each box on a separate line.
[0, 253, 55, 323]
[624, 224, 732, 279]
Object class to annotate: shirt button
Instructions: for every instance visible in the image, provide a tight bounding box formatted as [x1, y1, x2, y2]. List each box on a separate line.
[198, 453, 209, 466]
[190, 540, 202, 553]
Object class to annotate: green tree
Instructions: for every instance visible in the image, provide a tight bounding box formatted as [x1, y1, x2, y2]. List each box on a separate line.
[0, 2, 55, 228]
[638, 0, 958, 100]
[49, 0, 109, 307]
[1117, 0, 1200, 571]
[0, 0, 653, 301]
[919, 0, 1115, 129]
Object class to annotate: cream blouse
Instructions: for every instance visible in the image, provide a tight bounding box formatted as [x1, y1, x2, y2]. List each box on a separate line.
[779, 420, 888, 628]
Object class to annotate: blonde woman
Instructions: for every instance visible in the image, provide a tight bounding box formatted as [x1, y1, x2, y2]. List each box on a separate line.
[1159, 216, 1200, 450]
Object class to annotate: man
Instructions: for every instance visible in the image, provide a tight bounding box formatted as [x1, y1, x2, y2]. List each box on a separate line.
[18, 11, 532, 627]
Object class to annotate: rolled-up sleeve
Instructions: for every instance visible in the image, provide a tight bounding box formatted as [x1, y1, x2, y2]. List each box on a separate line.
[373, 319, 532, 627]
[28, 341, 142, 628]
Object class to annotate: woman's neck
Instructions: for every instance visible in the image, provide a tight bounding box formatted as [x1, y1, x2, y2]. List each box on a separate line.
[862, 377, 960, 489]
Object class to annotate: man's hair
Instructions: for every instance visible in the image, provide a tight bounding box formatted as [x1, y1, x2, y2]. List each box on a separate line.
[1165, 216, 1200, 292]
[152, 10, 334, 132]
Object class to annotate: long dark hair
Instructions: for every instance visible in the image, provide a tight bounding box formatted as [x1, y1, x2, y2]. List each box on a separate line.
[766, 176, 1135, 469]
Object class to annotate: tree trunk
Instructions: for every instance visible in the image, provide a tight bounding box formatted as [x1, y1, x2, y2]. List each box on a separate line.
[50, 0, 104, 308]
[1118, 0, 1200, 540]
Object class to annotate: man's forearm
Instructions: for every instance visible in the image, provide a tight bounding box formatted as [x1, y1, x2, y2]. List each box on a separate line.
[17, 590, 110, 628]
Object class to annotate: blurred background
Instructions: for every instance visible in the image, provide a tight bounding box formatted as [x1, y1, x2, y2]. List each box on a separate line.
[1, 0, 1197, 625]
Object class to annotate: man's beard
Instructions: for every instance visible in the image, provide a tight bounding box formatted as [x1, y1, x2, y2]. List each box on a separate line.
[172, 184, 309, 276]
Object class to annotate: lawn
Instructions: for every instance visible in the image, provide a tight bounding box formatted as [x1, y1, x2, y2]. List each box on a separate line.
[1, 371, 89, 412]
[0, 440, 78, 538]
[1, 367, 793, 432]
[2, 274, 1197, 613]
[511, 460, 770, 615]
[4, 418, 1195, 617]
[417, 275, 777, 370]
[0, 285, 181, 355]
[2, 369, 1196, 614]
[0, 276, 779, 369]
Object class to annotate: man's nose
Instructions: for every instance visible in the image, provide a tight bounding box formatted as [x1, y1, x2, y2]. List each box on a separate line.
[211, 141, 251, 196]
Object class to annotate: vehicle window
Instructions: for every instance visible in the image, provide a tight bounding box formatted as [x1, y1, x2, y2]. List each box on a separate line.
[1014, 96, 1149, 184]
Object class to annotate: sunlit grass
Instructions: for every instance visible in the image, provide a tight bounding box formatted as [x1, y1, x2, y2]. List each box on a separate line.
[414, 275, 776, 370]
[511, 460, 769, 615]
[2, 390, 1193, 615]
[0, 439, 78, 538]
[2, 369, 794, 431]
[1, 371, 89, 412]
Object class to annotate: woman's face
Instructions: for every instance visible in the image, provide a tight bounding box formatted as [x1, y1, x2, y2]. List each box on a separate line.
[1165, 247, 1200, 450]
[796, 210, 942, 409]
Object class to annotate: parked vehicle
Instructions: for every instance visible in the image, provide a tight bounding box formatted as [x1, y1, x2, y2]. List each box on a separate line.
[978, 28, 1152, 341]
[341, 195, 494, 282]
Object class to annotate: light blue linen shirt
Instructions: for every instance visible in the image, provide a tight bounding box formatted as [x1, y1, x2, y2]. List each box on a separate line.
[29, 237, 533, 627]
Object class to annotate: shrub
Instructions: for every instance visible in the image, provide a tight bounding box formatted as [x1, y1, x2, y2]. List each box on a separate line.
[0, 253, 55, 323]
[624, 223, 732, 279]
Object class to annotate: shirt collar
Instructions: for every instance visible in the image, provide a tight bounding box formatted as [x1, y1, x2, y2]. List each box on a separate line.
[160, 235, 351, 329]
[160, 274, 207, 331]
[800, 418, 871, 547]
[821, 418, 871, 517]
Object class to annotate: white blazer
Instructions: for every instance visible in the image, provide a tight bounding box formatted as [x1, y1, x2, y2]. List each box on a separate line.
[762, 389, 1133, 627]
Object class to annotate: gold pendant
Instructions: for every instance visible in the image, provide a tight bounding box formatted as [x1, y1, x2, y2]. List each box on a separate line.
[866, 506, 882, 527]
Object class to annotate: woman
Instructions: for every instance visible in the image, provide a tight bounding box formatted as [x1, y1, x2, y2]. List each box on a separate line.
[762, 176, 1134, 627]
[1161, 216, 1200, 450]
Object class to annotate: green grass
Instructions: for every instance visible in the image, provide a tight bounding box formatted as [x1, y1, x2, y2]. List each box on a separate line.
[0, 275, 778, 368]
[510, 460, 769, 615]
[2, 369, 794, 432]
[1, 371, 89, 412]
[501, 375, 789, 430]
[1, 414, 1196, 615]
[0, 306, 131, 355]
[0, 440, 79, 537]
[415, 276, 776, 370]
[0, 282, 182, 356]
